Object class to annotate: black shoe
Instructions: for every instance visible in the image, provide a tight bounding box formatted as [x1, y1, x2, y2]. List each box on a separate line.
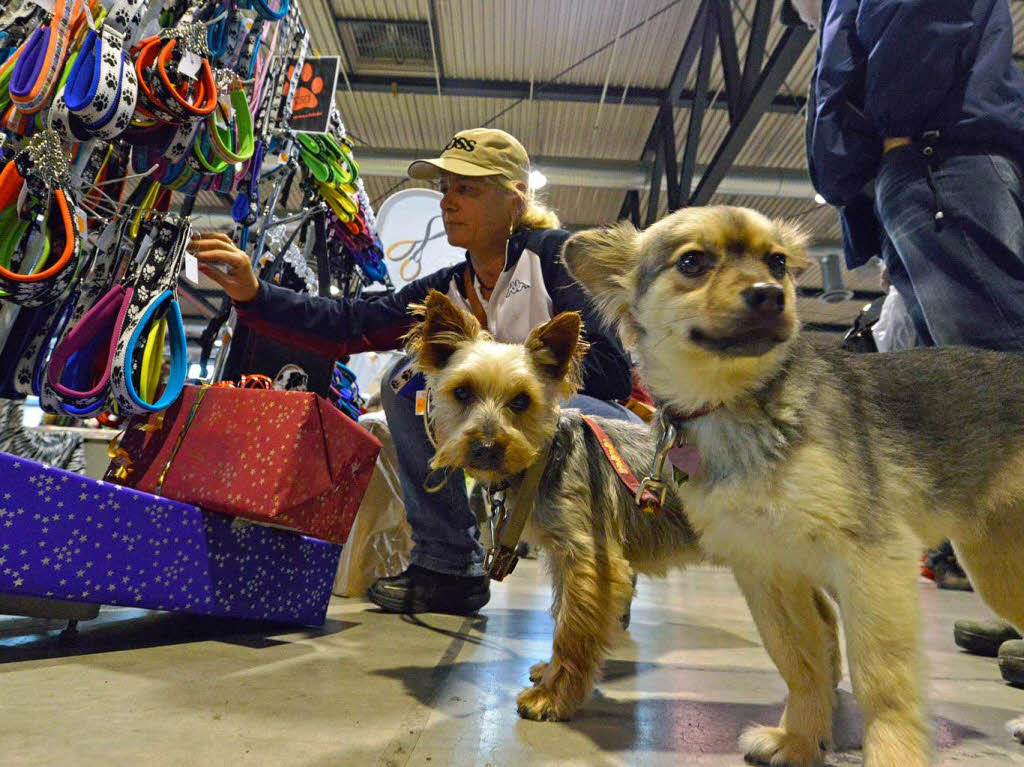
[935, 560, 973, 591]
[955, 619, 1022, 657]
[367, 564, 490, 615]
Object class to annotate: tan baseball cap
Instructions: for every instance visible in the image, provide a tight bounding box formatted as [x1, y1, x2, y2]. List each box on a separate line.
[408, 128, 530, 186]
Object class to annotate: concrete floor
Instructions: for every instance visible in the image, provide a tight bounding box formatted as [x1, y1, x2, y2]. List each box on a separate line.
[2, 563, 1023, 767]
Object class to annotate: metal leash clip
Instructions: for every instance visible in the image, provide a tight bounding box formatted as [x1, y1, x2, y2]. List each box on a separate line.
[635, 411, 679, 509]
[484, 487, 518, 581]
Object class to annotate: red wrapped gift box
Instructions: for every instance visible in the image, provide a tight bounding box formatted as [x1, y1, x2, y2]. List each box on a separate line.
[105, 385, 381, 544]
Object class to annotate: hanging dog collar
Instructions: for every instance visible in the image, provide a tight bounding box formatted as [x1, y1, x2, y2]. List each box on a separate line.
[238, 0, 290, 22]
[38, 217, 132, 415]
[47, 214, 190, 417]
[108, 216, 190, 415]
[9, 0, 86, 114]
[0, 132, 82, 308]
[61, 0, 148, 139]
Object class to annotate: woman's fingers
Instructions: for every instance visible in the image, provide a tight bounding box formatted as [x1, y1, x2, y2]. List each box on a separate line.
[194, 248, 244, 267]
[187, 232, 260, 303]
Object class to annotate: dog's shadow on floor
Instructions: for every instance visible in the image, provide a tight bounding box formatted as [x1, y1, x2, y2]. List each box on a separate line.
[564, 683, 988, 757]
[374, 609, 989, 757]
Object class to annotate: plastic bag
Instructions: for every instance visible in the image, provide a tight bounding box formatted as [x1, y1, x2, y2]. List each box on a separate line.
[333, 412, 412, 597]
[873, 286, 920, 353]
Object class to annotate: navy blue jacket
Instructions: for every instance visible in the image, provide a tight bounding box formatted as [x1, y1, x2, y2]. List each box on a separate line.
[236, 228, 633, 402]
[807, 0, 1024, 266]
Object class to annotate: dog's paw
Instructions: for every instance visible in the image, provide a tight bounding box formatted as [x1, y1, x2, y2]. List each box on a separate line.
[1006, 715, 1024, 743]
[516, 684, 576, 722]
[529, 661, 549, 684]
[739, 725, 824, 766]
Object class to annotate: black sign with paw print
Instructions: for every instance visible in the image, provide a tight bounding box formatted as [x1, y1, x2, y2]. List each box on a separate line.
[286, 56, 341, 134]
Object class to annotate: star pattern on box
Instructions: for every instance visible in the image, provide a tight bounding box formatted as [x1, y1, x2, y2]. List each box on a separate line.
[0, 453, 341, 625]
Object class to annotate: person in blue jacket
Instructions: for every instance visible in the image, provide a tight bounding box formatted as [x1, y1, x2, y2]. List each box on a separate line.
[191, 128, 635, 616]
[808, 0, 1024, 354]
[807, 0, 1024, 685]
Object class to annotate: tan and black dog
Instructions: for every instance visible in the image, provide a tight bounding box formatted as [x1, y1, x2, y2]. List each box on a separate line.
[407, 291, 704, 722]
[564, 205, 1024, 767]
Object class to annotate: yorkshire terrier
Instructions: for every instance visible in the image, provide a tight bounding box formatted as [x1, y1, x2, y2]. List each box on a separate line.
[564, 205, 1024, 767]
[407, 290, 703, 722]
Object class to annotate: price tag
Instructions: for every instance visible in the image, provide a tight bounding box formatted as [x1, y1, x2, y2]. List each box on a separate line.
[74, 206, 89, 243]
[183, 252, 200, 286]
[16, 181, 28, 216]
[94, 220, 118, 253]
[135, 234, 153, 264]
[415, 390, 427, 416]
[178, 51, 202, 80]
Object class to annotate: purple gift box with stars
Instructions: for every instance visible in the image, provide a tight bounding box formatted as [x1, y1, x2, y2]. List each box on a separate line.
[0, 452, 342, 625]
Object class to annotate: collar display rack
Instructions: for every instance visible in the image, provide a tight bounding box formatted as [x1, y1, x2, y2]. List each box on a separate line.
[0, 0, 393, 424]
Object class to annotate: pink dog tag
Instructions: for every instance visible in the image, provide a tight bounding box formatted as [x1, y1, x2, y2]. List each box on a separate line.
[667, 444, 701, 479]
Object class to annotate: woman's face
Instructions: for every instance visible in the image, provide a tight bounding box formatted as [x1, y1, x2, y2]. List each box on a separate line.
[438, 172, 518, 252]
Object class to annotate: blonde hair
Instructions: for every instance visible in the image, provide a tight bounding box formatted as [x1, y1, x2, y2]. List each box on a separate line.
[490, 175, 561, 231]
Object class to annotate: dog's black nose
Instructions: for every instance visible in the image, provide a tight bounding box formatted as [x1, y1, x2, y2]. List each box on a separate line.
[742, 283, 785, 314]
[469, 440, 505, 469]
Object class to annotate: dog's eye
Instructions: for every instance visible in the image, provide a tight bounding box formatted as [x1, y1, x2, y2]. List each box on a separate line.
[676, 250, 709, 278]
[766, 252, 787, 279]
[453, 386, 474, 403]
[508, 393, 531, 412]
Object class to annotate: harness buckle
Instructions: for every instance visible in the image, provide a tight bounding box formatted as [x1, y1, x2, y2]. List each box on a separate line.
[635, 412, 678, 509]
[485, 545, 519, 581]
[484, 487, 518, 580]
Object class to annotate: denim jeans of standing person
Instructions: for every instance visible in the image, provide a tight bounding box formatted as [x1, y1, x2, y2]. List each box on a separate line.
[379, 355, 640, 577]
[875, 145, 1024, 354]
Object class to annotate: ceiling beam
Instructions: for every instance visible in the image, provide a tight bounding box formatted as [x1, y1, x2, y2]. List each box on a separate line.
[346, 146, 820, 198]
[339, 73, 806, 113]
[689, 23, 813, 205]
[711, 0, 742, 122]
[741, 0, 776, 105]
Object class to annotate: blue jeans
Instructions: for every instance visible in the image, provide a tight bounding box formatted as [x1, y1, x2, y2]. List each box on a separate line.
[875, 146, 1024, 353]
[379, 355, 639, 576]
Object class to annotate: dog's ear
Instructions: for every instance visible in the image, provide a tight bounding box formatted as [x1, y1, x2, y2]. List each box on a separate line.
[561, 221, 641, 327]
[774, 218, 812, 278]
[406, 290, 481, 372]
[525, 311, 588, 389]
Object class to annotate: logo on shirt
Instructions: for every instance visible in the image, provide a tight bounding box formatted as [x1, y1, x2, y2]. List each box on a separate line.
[506, 278, 530, 297]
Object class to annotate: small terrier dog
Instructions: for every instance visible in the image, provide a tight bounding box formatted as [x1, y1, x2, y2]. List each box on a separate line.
[564, 205, 1024, 767]
[407, 290, 703, 722]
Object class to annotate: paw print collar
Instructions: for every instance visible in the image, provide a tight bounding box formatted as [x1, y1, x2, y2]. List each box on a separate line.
[55, 0, 148, 140]
[46, 213, 190, 418]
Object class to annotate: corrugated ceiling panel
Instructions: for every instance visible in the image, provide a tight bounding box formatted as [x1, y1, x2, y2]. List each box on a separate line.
[335, 90, 656, 159]
[329, 0, 429, 21]
[438, 0, 696, 87]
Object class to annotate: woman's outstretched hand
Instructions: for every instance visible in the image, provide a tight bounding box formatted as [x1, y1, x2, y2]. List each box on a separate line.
[188, 232, 261, 303]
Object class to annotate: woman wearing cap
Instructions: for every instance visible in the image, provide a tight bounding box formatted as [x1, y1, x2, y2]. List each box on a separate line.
[191, 128, 634, 616]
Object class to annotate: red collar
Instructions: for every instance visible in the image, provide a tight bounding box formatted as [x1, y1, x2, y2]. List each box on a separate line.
[662, 402, 720, 426]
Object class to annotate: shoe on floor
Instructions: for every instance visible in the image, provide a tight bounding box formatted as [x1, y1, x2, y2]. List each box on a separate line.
[934, 560, 973, 591]
[999, 639, 1024, 687]
[367, 564, 490, 616]
[955, 619, 1022, 657]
